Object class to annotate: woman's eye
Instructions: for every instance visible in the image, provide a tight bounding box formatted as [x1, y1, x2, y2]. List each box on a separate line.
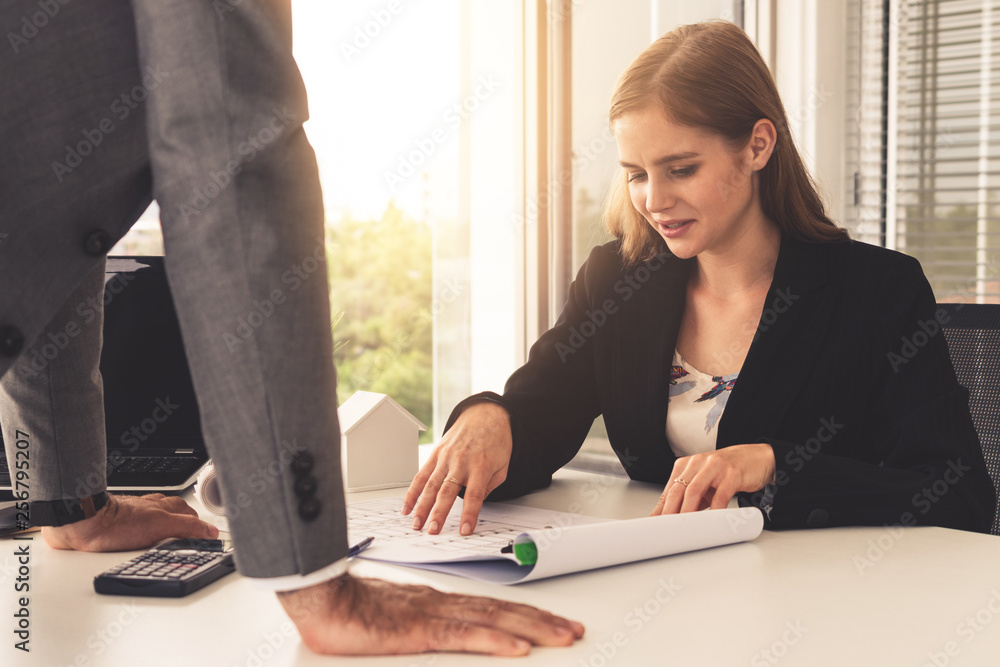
[627, 172, 646, 183]
[671, 165, 697, 178]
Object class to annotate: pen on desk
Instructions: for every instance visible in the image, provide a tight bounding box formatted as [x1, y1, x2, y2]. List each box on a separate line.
[347, 536, 375, 558]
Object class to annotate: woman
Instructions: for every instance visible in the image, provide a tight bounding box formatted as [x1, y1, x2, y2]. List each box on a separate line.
[403, 21, 996, 537]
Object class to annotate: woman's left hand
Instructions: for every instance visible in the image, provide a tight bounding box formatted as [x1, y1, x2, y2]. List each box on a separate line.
[651, 443, 776, 515]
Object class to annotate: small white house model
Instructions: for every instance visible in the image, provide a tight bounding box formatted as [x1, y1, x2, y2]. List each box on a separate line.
[338, 391, 427, 492]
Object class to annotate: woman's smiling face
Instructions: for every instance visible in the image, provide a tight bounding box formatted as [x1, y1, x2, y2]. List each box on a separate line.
[614, 106, 769, 260]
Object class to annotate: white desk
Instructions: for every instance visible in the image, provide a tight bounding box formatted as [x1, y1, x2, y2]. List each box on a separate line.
[4, 469, 1000, 667]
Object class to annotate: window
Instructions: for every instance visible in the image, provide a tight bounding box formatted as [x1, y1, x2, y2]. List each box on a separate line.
[115, 1, 522, 442]
[295, 1, 535, 441]
[847, 0, 1000, 303]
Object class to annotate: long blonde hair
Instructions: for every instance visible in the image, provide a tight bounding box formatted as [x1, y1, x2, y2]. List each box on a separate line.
[606, 21, 848, 265]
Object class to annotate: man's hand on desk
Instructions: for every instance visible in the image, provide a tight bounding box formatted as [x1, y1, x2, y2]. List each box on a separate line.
[403, 401, 513, 536]
[277, 573, 585, 656]
[42, 493, 219, 551]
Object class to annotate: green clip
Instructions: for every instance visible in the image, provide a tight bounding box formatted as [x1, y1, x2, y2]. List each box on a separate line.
[512, 539, 538, 565]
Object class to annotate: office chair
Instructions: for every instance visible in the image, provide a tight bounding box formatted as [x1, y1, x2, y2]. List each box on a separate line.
[939, 302, 1000, 536]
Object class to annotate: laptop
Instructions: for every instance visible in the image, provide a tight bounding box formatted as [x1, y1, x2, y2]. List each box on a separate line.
[0, 257, 210, 495]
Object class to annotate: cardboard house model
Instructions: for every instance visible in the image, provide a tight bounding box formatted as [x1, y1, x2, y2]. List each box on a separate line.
[338, 391, 427, 492]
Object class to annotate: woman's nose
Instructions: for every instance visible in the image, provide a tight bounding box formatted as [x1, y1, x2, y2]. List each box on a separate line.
[646, 178, 676, 213]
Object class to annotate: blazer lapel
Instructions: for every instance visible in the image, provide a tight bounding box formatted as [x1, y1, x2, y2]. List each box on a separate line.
[609, 253, 693, 476]
[717, 235, 837, 447]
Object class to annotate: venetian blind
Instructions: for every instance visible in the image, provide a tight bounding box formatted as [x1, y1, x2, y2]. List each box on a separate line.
[894, 0, 1000, 302]
[847, 0, 1000, 303]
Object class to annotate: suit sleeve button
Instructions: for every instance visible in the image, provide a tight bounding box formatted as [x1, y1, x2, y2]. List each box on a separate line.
[291, 452, 314, 475]
[82, 229, 113, 256]
[294, 475, 317, 498]
[298, 498, 321, 521]
[0, 326, 25, 356]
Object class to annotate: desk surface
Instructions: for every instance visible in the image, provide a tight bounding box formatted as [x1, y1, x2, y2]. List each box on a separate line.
[4, 469, 1000, 667]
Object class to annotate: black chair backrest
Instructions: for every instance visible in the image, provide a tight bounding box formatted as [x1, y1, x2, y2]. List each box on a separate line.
[939, 302, 1000, 535]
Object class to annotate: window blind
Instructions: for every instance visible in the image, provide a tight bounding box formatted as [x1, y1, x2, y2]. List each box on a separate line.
[851, 0, 1000, 303]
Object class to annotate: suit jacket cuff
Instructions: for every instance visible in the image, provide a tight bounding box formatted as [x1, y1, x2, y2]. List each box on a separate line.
[29, 492, 109, 527]
[249, 555, 351, 592]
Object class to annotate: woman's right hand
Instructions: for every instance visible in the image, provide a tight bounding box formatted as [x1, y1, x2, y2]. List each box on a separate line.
[402, 401, 513, 536]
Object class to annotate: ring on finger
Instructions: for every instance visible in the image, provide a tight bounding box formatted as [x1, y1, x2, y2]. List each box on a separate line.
[443, 476, 463, 487]
[673, 477, 688, 487]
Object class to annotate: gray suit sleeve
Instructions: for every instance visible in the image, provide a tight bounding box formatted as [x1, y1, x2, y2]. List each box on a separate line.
[129, 0, 348, 578]
[0, 0, 148, 522]
[0, 261, 108, 507]
[0, 0, 346, 577]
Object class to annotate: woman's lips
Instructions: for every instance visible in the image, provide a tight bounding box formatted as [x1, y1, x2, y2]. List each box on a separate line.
[656, 219, 693, 238]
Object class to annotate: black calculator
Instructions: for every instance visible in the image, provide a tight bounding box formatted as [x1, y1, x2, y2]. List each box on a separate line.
[94, 538, 236, 597]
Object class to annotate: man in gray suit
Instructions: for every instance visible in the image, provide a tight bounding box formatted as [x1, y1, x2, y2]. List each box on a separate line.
[0, 0, 583, 656]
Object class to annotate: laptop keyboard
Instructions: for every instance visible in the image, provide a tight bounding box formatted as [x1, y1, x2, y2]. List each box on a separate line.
[108, 455, 202, 475]
[0, 453, 202, 486]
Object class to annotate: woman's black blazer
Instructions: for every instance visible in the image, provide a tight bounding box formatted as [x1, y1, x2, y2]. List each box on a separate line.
[448, 234, 997, 533]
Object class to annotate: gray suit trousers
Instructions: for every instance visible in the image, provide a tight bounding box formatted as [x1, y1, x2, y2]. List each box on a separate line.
[0, 0, 347, 578]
